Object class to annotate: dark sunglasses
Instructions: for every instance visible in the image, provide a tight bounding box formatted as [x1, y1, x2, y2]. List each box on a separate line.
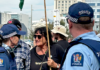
[34, 35, 42, 39]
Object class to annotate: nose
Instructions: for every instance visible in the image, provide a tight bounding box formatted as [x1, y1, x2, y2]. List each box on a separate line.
[35, 36, 39, 40]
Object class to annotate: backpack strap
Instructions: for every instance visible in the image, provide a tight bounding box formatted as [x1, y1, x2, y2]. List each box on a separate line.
[78, 39, 100, 64]
[60, 38, 100, 69]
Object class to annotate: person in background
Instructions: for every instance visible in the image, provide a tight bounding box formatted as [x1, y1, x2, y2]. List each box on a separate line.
[30, 27, 64, 70]
[61, 2, 100, 70]
[0, 24, 26, 70]
[68, 38, 73, 43]
[51, 25, 70, 51]
[7, 19, 30, 70]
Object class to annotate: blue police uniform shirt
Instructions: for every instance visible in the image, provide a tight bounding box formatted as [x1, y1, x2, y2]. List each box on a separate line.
[62, 31, 100, 70]
[0, 43, 17, 70]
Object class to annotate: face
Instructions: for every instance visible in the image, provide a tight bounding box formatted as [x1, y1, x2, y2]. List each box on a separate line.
[10, 36, 19, 48]
[34, 31, 47, 47]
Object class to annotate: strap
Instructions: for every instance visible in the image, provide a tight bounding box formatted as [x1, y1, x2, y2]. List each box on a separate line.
[78, 39, 100, 64]
[60, 44, 71, 69]
[60, 38, 100, 69]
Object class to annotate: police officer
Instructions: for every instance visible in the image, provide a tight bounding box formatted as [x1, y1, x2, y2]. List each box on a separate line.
[0, 24, 26, 70]
[61, 2, 100, 70]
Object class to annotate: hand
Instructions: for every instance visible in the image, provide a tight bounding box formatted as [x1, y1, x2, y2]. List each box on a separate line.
[47, 57, 57, 68]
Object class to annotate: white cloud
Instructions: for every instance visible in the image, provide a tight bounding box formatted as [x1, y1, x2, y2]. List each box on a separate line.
[0, 0, 54, 20]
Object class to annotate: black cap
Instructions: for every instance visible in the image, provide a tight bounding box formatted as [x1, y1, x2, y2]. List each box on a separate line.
[7, 19, 22, 30]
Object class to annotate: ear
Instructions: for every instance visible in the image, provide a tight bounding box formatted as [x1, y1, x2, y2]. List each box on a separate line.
[9, 36, 14, 40]
[68, 19, 73, 29]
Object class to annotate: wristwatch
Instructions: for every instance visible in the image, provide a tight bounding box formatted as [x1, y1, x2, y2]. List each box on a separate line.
[57, 64, 60, 68]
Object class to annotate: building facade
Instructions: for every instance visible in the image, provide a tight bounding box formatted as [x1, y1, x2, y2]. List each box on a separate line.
[86, 0, 100, 31]
[0, 12, 31, 38]
[0, 12, 11, 24]
[54, 0, 85, 17]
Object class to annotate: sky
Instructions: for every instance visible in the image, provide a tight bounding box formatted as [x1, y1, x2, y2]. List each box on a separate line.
[0, 0, 54, 20]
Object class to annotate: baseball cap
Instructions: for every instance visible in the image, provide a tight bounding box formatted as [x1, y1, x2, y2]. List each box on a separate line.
[0, 24, 26, 39]
[7, 19, 22, 30]
[67, 2, 94, 24]
[51, 25, 68, 37]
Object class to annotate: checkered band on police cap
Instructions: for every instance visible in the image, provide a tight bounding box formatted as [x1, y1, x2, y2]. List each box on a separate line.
[68, 2, 94, 23]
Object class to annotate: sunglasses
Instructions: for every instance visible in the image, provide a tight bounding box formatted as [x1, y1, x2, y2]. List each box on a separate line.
[34, 35, 42, 39]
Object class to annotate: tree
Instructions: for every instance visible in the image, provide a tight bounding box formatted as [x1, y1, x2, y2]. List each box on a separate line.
[60, 19, 65, 26]
[29, 29, 34, 41]
[48, 22, 53, 30]
[65, 26, 73, 40]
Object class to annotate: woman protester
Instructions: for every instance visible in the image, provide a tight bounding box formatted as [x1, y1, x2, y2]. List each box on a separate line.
[30, 27, 64, 70]
[0, 24, 26, 70]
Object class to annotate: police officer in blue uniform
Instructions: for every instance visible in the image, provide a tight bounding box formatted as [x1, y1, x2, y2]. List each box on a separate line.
[61, 2, 100, 70]
[0, 24, 26, 70]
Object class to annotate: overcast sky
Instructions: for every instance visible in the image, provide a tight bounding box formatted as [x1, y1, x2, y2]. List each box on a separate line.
[0, 0, 54, 20]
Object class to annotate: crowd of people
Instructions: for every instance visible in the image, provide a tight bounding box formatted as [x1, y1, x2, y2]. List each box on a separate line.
[0, 2, 100, 70]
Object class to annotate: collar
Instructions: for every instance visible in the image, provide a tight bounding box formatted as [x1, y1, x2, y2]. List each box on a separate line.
[2, 43, 13, 52]
[73, 31, 96, 41]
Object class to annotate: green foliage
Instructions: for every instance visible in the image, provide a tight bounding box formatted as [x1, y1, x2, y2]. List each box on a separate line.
[48, 22, 53, 30]
[60, 19, 65, 26]
[65, 26, 72, 40]
[29, 29, 34, 41]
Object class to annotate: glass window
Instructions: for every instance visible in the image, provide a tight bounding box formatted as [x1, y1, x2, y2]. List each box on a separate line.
[97, 3, 100, 6]
[62, 10, 63, 12]
[93, 9, 95, 12]
[66, 1, 67, 3]
[95, 21, 99, 23]
[65, 7, 67, 8]
[94, 15, 95, 18]
[62, 4, 64, 6]
[69, 1, 71, 3]
[96, 25, 98, 28]
[58, 7, 60, 9]
[97, 15, 100, 18]
[62, 7, 64, 8]
[88, 3, 95, 6]
[97, 9, 100, 12]
[59, 1, 60, 3]
[65, 4, 67, 5]
[62, 1, 64, 3]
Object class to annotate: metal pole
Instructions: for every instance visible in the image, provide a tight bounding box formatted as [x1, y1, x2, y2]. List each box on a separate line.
[56, 0, 57, 9]
[31, 5, 32, 31]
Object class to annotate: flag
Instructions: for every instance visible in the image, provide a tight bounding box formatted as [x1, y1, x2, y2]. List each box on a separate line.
[19, 0, 24, 11]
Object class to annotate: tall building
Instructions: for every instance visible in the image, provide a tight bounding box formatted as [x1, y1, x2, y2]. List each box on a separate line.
[54, 0, 85, 17]
[0, 12, 11, 24]
[86, 0, 100, 31]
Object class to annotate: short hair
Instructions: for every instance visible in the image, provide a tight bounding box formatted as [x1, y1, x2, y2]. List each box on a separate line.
[56, 33, 66, 40]
[74, 17, 94, 30]
[34, 27, 54, 45]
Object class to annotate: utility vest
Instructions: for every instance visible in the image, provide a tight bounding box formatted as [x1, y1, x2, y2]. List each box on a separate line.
[60, 39, 100, 70]
[0, 47, 17, 70]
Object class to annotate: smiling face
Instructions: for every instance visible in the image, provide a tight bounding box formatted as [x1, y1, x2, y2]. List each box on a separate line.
[34, 30, 47, 47]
